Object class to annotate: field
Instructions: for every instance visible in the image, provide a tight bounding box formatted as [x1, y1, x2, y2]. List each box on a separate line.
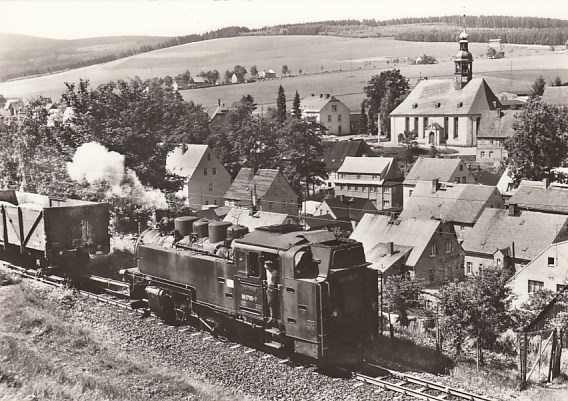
[0, 35, 567, 111]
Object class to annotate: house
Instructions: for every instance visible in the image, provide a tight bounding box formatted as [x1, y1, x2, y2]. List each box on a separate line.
[350, 214, 464, 287]
[403, 157, 476, 203]
[191, 76, 208, 87]
[462, 204, 568, 275]
[400, 181, 504, 242]
[166, 144, 232, 210]
[262, 69, 277, 79]
[320, 139, 375, 191]
[4, 98, 24, 116]
[508, 183, 568, 215]
[223, 208, 296, 232]
[495, 92, 527, 109]
[172, 79, 189, 91]
[301, 200, 322, 216]
[389, 32, 500, 146]
[313, 196, 377, 229]
[224, 168, 299, 215]
[300, 94, 351, 136]
[302, 213, 352, 234]
[335, 157, 403, 210]
[230, 73, 239, 84]
[209, 104, 230, 126]
[476, 109, 521, 164]
[541, 86, 568, 107]
[508, 241, 568, 308]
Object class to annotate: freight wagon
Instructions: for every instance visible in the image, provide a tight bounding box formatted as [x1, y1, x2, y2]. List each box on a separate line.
[0, 190, 110, 268]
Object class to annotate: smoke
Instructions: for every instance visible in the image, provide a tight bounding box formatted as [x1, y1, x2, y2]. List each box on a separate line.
[67, 142, 167, 208]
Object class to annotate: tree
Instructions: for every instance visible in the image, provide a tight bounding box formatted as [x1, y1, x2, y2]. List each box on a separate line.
[486, 47, 497, 58]
[399, 130, 418, 167]
[505, 98, 568, 184]
[359, 102, 368, 135]
[279, 118, 327, 196]
[224, 70, 233, 84]
[0, 94, 6, 109]
[276, 85, 287, 123]
[281, 64, 289, 77]
[551, 76, 564, 86]
[440, 267, 513, 367]
[250, 65, 258, 77]
[292, 91, 301, 119]
[363, 69, 409, 135]
[383, 275, 421, 327]
[529, 75, 546, 98]
[233, 65, 247, 83]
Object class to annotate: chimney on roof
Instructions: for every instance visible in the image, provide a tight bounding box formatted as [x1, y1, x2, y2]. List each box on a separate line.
[218, 98, 221, 107]
[496, 108, 502, 118]
[386, 241, 394, 256]
[326, 94, 330, 99]
[320, 94, 323, 98]
[431, 179, 439, 193]
[388, 212, 397, 224]
[508, 203, 517, 216]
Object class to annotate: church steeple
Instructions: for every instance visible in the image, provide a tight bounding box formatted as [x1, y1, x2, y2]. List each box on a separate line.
[454, 23, 473, 90]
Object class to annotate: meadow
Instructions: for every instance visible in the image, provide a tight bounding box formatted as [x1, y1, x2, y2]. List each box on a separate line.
[0, 35, 566, 111]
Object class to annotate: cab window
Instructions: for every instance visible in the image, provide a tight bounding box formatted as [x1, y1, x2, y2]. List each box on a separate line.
[293, 250, 319, 279]
[248, 252, 261, 278]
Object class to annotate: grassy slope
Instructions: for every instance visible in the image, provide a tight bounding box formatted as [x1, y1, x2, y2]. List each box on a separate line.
[0, 276, 232, 401]
[1, 35, 566, 106]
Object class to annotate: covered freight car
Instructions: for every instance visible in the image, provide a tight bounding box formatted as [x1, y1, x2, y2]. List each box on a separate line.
[0, 190, 110, 267]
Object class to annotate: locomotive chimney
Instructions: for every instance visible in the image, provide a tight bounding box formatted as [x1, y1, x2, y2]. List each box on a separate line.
[508, 203, 518, 216]
[386, 241, 394, 256]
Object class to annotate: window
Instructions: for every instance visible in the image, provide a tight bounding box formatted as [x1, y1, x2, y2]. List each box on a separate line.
[338, 125, 342, 134]
[453, 117, 459, 139]
[489, 151, 493, 158]
[205, 200, 209, 205]
[459, 164, 463, 171]
[369, 187, 375, 192]
[412, 103, 418, 109]
[338, 115, 342, 122]
[466, 262, 472, 274]
[354, 186, 359, 192]
[405, 117, 410, 132]
[207, 153, 211, 161]
[332, 105, 337, 112]
[214, 200, 217, 205]
[384, 187, 390, 194]
[383, 200, 390, 208]
[430, 244, 437, 257]
[208, 183, 213, 191]
[347, 186, 352, 191]
[496, 258, 501, 266]
[476, 117, 481, 134]
[328, 115, 332, 122]
[462, 176, 466, 183]
[423, 116, 428, 128]
[203, 168, 208, 176]
[558, 284, 566, 292]
[528, 280, 544, 293]
[548, 257, 555, 266]
[480, 151, 485, 158]
[269, 202, 273, 210]
[212, 167, 217, 175]
[444, 117, 449, 139]
[446, 241, 452, 253]
[409, 189, 413, 197]
[454, 177, 461, 184]
[414, 117, 418, 131]
[362, 186, 367, 192]
[340, 185, 345, 190]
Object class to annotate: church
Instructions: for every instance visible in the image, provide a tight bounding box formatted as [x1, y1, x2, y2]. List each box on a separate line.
[389, 31, 501, 147]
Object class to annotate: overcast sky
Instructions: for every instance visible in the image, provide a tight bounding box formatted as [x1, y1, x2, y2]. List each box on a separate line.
[1, 0, 567, 40]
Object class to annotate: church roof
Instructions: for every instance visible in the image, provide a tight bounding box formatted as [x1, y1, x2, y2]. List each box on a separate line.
[390, 77, 500, 116]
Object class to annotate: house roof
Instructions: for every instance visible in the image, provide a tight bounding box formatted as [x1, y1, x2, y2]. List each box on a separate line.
[321, 140, 375, 172]
[400, 182, 501, 224]
[477, 109, 520, 139]
[541, 86, 568, 107]
[303, 213, 351, 231]
[337, 156, 394, 175]
[166, 144, 209, 178]
[509, 185, 568, 214]
[390, 78, 500, 116]
[320, 196, 378, 222]
[484, 77, 532, 97]
[350, 214, 444, 267]
[364, 242, 413, 272]
[462, 208, 568, 261]
[223, 208, 294, 232]
[300, 94, 346, 113]
[197, 206, 231, 221]
[224, 168, 282, 201]
[192, 77, 206, 83]
[404, 157, 465, 185]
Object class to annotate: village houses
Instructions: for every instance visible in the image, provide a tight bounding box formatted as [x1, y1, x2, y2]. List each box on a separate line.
[166, 144, 232, 210]
[403, 157, 476, 204]
[320, 139, 375, 192]
[476, 109, 520, 165]
[224, 168, 299, 215]
[300, 94, 351, 135]
[334, 156, 403, 211]
[350, 214, 464, 287]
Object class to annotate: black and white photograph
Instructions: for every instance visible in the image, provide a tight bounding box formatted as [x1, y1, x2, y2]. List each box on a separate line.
[0, 0, 568, 399]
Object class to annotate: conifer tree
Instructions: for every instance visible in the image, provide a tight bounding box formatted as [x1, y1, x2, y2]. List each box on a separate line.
[292, 91, 301, 119]
[276, 85, 287, 123]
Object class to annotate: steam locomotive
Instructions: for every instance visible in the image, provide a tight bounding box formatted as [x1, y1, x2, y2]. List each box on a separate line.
[122, 216, 378, 364]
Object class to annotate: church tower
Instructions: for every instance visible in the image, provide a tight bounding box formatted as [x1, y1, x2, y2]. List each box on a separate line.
[454, 30, 473, 90]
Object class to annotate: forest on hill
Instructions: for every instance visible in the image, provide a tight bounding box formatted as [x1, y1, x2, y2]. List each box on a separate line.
[249, 15, 568, 46]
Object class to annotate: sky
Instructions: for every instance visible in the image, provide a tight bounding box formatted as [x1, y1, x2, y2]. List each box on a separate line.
[0, 0, 567, 40]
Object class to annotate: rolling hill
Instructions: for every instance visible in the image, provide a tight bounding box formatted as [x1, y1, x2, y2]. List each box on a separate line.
[1, 34, 566, 112]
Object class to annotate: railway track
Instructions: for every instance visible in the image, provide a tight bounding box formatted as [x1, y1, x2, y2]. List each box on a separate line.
[1, 261, 497, 401]
[346, 363, 496, 401]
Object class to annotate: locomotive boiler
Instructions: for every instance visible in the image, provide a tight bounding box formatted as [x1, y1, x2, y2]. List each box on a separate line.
[123, 217, 378, 364]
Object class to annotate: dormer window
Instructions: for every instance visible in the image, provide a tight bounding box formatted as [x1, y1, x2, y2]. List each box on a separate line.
[457, 102, 463, 108]
[435, 102, 441, 108]
[412, 103, 418, 109]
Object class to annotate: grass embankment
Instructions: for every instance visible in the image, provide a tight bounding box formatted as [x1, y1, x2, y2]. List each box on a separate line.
[0, 273, 232, 401]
